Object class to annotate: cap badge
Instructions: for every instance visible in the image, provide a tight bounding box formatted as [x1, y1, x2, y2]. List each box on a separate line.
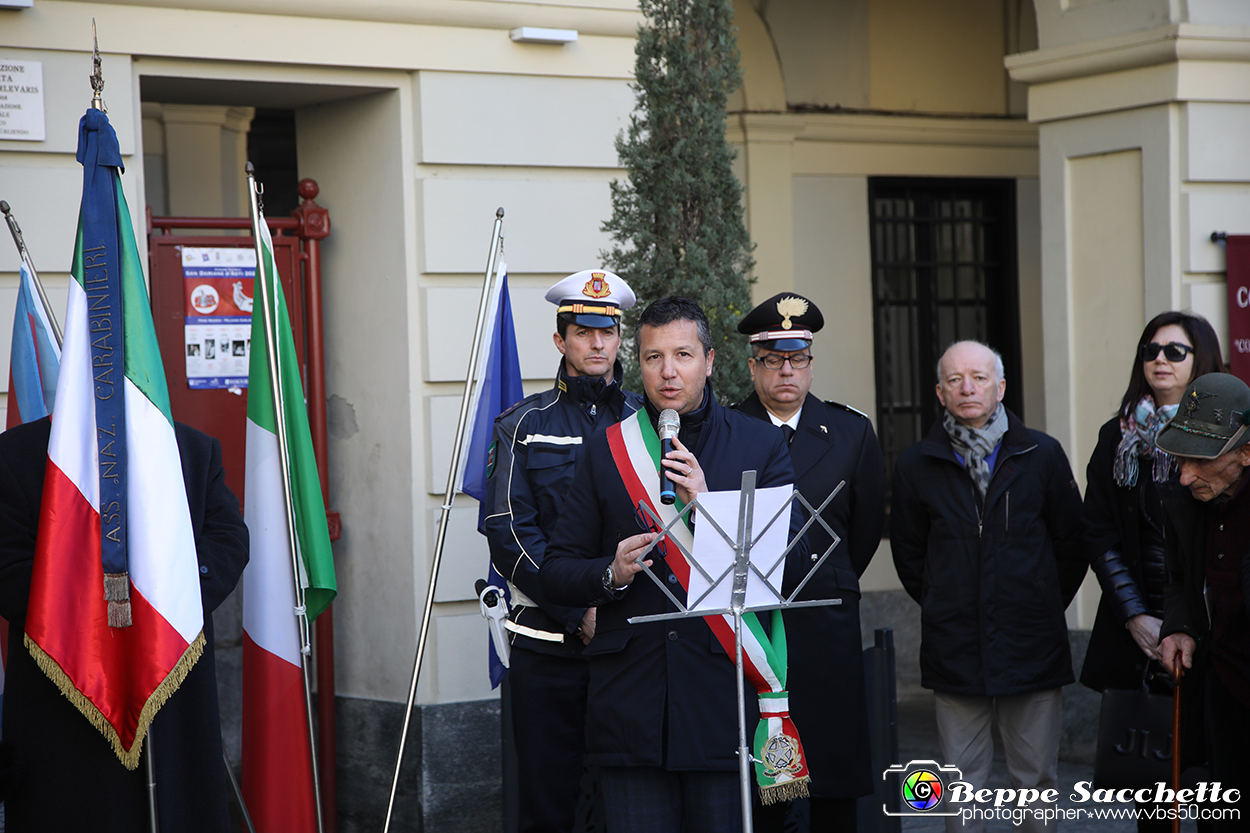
[583, 272, 611, 299]
[1185, 389, 1215, 418]
[776, 296, 808, 330]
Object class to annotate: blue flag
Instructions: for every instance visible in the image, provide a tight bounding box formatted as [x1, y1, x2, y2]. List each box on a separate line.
[461, 267, 522, 689]
[462, 269, 523, 503]
[7, 260, 61, 428]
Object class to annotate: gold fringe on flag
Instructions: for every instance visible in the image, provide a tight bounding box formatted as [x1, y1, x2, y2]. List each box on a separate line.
[24, 629, 206, 770]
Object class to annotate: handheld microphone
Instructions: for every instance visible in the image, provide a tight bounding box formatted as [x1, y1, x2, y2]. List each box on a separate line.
[658, 408, 681, 505]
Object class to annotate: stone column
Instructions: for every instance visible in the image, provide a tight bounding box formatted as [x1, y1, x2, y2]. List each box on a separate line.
[1008, 14, 1250, 627]
[160, 104, 255, 218]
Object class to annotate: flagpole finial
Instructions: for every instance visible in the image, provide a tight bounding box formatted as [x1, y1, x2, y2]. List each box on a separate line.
[496, 207, 505, 219]
[90, 19, 105, 111]
[0, 201, 10, 216]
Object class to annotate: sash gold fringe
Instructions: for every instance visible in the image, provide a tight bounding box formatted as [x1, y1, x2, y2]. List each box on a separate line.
[107, 600, 132, 628]
[759, 775, 810, 805]
[102, 573, 130, 601]
[25, 628, 207, 770]
[103, 574, 133, 628]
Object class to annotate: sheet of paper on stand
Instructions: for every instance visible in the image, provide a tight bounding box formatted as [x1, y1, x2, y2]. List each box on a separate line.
[686, 484, 794, 612]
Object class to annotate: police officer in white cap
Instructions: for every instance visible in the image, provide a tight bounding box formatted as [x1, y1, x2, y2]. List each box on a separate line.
[480, 270, 641, 833]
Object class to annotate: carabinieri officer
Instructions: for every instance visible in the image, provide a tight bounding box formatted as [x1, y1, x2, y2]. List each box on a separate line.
[735, 293, 886, 832]
[479, 270, 641, 833]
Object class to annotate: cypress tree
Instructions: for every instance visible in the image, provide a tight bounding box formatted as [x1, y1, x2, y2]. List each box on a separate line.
[602, 0, 756, 404]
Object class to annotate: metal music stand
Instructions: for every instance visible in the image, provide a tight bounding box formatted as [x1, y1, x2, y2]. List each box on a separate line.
[627, 470, 847, 833]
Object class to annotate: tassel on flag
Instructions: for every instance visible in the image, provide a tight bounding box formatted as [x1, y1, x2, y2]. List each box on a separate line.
[23, 107, 205, 768]
[241, 204, 336, 832]
[6, 260, 61, 429]
[461, 265, 522, 689]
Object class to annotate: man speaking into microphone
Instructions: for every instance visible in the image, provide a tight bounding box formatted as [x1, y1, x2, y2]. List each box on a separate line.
[541, 296, 805, 833]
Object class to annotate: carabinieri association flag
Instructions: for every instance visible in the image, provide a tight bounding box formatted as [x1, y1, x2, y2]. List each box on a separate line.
[242, 212, 336, 832]
[24, 107, 205, 769]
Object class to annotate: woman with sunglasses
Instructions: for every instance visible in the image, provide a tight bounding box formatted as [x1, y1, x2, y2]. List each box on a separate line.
[1080, 311, 1223, 831]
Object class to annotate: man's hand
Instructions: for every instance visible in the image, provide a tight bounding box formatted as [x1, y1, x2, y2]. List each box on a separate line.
[609, 532, 658, 588]
[1158, 632, 1196, 677]
[662, 437, 707, 505]
[577, 607, 597, 645]
[1127, 614, 1163, 660]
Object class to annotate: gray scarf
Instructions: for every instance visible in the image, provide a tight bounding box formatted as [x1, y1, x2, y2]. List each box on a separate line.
[943, 404, 1008, 497]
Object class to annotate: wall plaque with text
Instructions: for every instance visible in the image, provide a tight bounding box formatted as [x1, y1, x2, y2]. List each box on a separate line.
[0, 59, 44, 141]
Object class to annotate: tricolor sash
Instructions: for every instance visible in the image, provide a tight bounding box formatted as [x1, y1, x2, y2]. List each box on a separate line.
[606, 410, 810, 802]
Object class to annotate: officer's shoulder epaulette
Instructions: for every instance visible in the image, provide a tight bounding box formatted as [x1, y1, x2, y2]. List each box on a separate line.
[495, 390, 547, 422]
[825, 399, 870, 420]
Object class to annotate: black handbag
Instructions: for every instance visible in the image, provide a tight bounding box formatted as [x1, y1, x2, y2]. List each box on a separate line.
[1093, 666, 1175, 790]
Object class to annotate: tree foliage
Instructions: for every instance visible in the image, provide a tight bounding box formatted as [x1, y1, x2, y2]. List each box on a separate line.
[602, 0, 756, 404]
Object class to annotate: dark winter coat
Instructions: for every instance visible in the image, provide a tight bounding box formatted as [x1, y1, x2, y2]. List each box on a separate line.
[481, 360, 642, 654]
[890, 409, 1086, 696]
[1080, 417, 1170, 692]
[735, 392, 884, 799]
[0, 417, 249, 833]
[540, 394, 798, 771]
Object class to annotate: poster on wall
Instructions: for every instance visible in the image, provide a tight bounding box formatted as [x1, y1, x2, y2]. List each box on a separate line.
[182, 247, 254, 389]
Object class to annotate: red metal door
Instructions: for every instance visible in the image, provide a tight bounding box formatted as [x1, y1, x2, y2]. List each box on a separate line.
[147, 230, 307, 506]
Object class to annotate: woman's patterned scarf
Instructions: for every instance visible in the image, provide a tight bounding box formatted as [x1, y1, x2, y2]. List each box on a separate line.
[1114, 396, 1179, 487]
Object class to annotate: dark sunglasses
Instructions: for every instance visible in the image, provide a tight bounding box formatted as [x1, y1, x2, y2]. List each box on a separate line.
[1139, 342, 1194, 362]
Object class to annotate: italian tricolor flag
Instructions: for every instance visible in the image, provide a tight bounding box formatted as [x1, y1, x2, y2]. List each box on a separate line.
[24, 108, 203, 769]
[242, 215, 337, 831]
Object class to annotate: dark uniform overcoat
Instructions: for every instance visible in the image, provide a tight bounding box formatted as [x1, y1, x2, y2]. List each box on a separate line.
[736, 392, 884, 799]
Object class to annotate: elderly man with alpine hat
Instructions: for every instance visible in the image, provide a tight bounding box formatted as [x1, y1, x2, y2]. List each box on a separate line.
[890, 340, 1085, 833]
[1155, 372, 1250, 829]
[479, 269, 642, 833]
[734, 293, 884, 832]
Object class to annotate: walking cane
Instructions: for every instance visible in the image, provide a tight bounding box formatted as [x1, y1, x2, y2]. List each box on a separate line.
[1172, 656, 1183, 833]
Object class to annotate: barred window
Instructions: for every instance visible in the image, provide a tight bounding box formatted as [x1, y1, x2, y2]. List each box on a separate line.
[870, 178, 1023, 502]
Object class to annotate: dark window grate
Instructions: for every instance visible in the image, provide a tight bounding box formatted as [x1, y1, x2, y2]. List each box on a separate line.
[869, 178, 1021, 506]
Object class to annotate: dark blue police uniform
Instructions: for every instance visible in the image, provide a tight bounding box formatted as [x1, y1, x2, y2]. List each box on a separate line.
[481, 358, 641, 833]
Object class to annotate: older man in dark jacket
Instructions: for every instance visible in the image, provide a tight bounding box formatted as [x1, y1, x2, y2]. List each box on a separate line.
[891, 340, 1085, 833]
[1156, 372, 1250, 830]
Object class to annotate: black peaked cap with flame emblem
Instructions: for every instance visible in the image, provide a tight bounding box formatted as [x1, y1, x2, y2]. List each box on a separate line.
[737, 292, 824, 352]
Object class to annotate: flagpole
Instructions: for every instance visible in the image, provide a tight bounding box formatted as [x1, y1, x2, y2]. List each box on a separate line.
[145, 739, 159, 833]
[382, 207, 505, 833]
[87, 27, 162, 833]
[246, 163, 326, 833]
[0, 200, 64, 348]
